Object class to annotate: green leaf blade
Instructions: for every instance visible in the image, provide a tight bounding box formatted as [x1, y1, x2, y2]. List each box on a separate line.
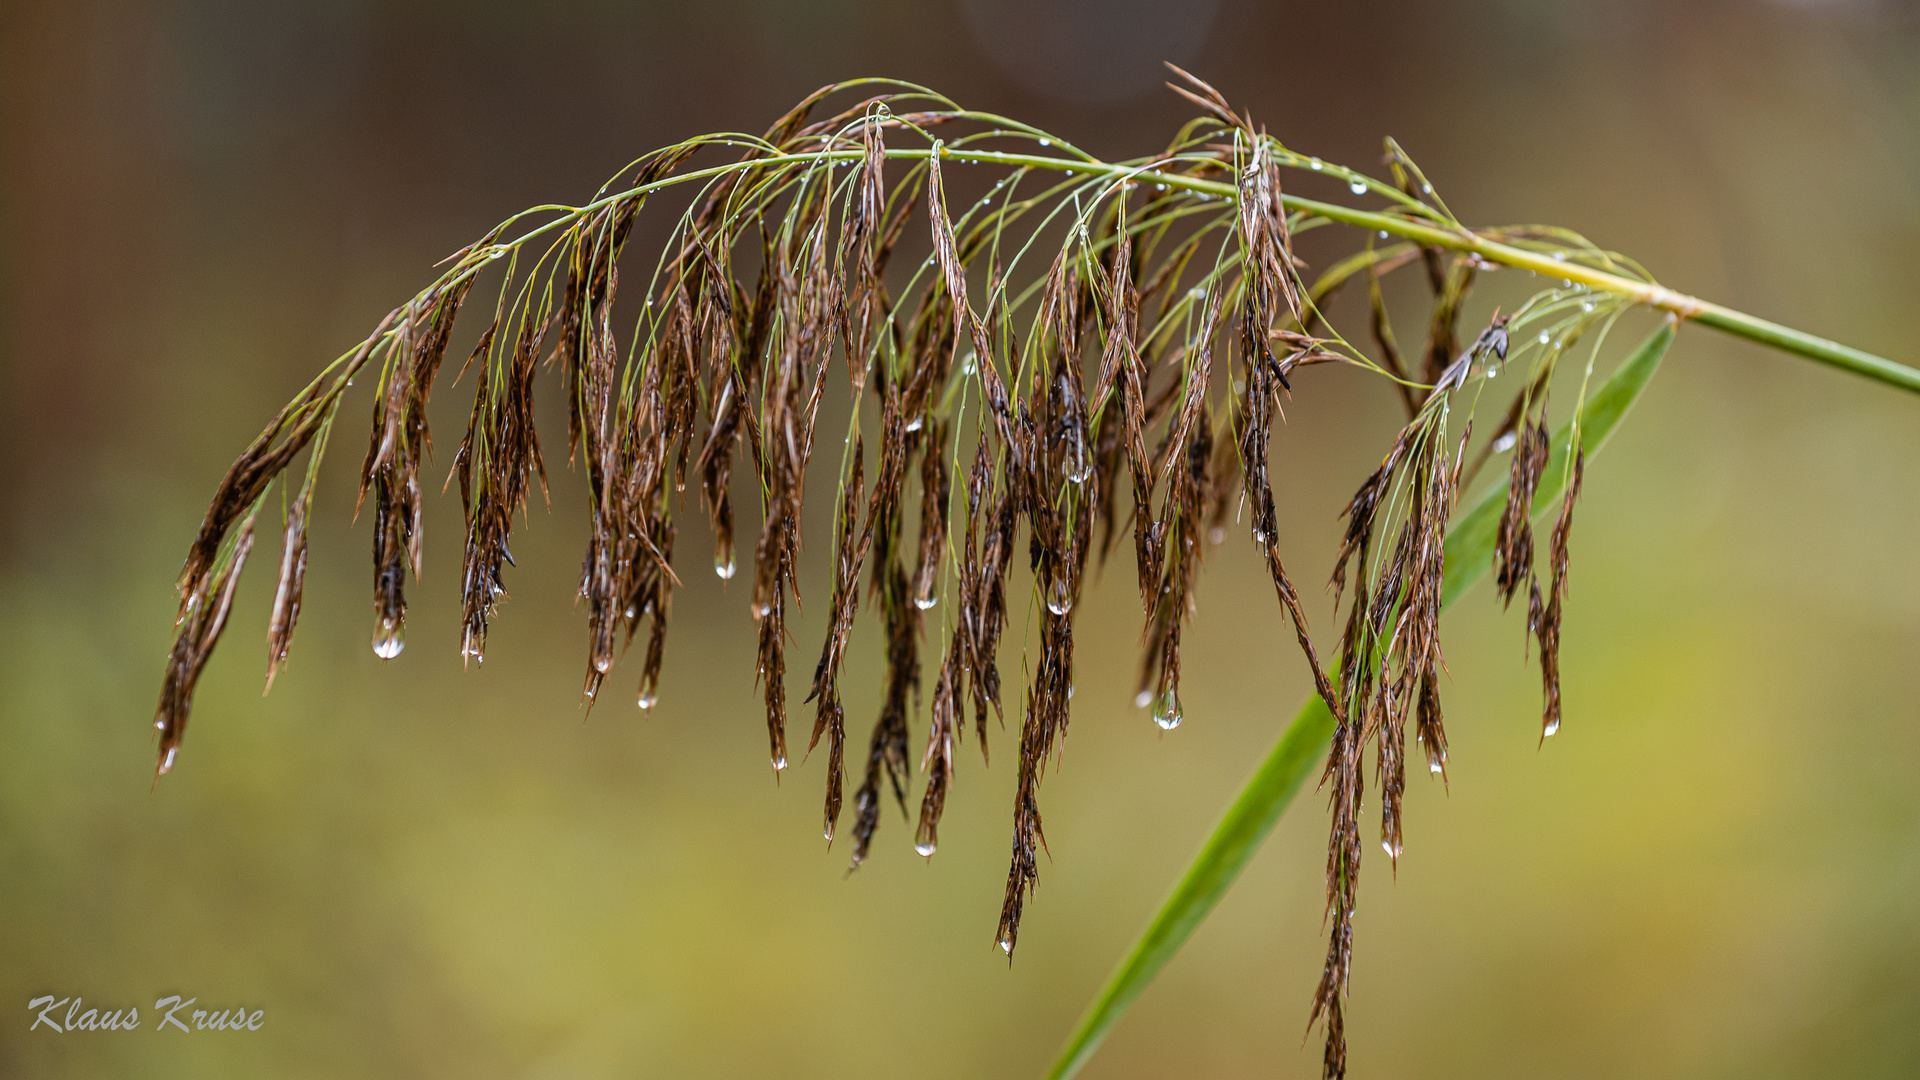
[1047, 319, 1675, 1080]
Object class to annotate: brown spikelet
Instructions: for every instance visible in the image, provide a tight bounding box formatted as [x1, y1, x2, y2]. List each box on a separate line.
[911, 422, 951, 611]
[156, 514, 259, 777]
[1495, 417, 1550, 607]
[456, 315, 544, 666]
[264, 480, 312, 691]
[849, 555, 916, 871]
[808, 438, 868, 835]
[1537, 447, 1585, 739]
[916, 639, 963, 857]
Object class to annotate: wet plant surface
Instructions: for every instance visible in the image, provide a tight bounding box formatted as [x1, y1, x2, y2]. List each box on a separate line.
[138, 66, 1920, 1078]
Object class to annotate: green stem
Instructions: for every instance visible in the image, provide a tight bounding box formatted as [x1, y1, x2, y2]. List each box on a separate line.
[423, 143, 1916, 394]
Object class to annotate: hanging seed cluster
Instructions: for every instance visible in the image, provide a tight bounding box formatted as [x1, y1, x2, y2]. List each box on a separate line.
[156, 70, 1648, 1078]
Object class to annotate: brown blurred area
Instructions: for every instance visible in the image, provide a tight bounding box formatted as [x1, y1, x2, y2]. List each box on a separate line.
[3, 1, 1918, 1077]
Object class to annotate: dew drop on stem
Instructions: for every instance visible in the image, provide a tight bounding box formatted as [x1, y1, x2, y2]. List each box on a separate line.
[1348, 178, 1368, 195]
[1046, 578, 1073, 616]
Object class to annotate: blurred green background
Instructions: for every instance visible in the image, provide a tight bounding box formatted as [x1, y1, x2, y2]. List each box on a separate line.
[3, 0, 1918, 1076]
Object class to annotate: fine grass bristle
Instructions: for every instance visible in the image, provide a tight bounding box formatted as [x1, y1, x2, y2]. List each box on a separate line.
[151, 67, 1869, 1079]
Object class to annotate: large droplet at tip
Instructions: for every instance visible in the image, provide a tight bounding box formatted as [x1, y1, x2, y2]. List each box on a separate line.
[1542, 718, 1560, 738]
[157, 746, 177, 775]
[636, 691, 657, 711]
[714, 556, 735, 581]
[372, 622, 404, 660]
[997, 937, 1013, 955]
[1152, 691, 1183, 731]
[914, 841, 936, 857]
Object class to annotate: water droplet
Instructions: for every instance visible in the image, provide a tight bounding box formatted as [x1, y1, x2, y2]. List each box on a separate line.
[1543, 718, 1560, 737]
[1382, 838, 1402, 858]
[915, 841, 937, 857]
[1046, 579, 1072, 616]
[1208, 527, 1226, 545]
[1155, 183, 1168, 191]
[593, 655, 611, 674]
[1135, 690, 1153, 709]
[1067, 684, 1075, 700]
[905, 416, 924, 433]
[715, 557, 736, 580]
[1037, 138, 1050, 148]
[772, 754, 788, 771]
[489, 247, 507, 260]
[637, 691, 657, 710]
[1152, 691, 1183, 730]
[161, 747, 177, 773]
[625, 605, 638, 619]
[753, 602, 772, 618]
[1493, 431, 1518, 453]
[1562, 279, 1572, 288]
[998, 937, 1014, 954]
[1485, 362, 1500, 380]
[1429, 759, 1445, 774]
[1581, 301, 1595, 313]
[914, 595, 938, 611]
[1420, 182, 1433, 194]
[1538, 331, 1551, 346]
[373, 622, 404, 660]
[1378, 230, 1389, 239]
[1309, 158, 1323, 171]
[1552, 251, 1568, 262]
[1348, 178, 1367, 195]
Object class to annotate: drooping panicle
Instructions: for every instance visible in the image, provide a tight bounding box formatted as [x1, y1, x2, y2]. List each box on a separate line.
[150, 82, 1659, 1062]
